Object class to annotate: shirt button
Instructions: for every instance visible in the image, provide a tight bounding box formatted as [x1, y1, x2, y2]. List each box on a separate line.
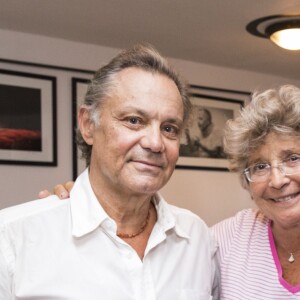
[105, 220, 113, 228]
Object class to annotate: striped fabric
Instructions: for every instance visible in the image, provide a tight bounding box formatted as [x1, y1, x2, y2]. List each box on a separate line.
[211, 209, 300, 300]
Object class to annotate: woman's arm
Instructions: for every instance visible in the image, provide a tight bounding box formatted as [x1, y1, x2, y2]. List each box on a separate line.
[38, 181, 74, 199]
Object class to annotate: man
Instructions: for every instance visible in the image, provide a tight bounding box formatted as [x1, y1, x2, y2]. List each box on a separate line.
[1, 44, 219, 299]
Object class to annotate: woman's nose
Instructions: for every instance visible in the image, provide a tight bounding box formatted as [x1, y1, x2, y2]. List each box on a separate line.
[268, 166, 290, 189]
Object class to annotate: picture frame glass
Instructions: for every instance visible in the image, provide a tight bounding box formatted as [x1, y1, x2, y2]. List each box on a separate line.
[0, 69, 57, 166]
[177, 85, 250, 171]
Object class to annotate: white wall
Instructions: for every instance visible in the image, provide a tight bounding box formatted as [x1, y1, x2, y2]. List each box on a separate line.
[1, 29, 300, 226]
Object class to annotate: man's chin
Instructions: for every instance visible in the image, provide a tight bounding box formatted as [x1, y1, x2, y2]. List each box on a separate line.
[128, 177, 166, 195]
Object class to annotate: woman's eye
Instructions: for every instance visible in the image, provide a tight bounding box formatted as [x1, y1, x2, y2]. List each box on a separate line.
[288, 155, 300, 163]
[253, 163, 269, 172]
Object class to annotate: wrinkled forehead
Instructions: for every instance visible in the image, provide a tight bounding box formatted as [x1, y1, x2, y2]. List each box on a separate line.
[104, 68, 183, 115]
[248, 132, 300, 163]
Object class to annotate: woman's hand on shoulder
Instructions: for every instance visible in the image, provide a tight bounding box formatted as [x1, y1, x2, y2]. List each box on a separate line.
[38, 181, 74, 199]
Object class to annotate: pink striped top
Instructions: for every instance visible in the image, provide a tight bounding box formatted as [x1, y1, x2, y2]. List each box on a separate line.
[211, 208, 300, 299]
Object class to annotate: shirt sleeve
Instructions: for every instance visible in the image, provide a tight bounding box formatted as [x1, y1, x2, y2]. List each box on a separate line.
[210, 209, 256, 266]
[212, 212, 243, 259]
[0, 226, 13, 299]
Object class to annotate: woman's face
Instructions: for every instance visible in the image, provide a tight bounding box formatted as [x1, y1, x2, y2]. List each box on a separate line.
[248, 132, 300, 229]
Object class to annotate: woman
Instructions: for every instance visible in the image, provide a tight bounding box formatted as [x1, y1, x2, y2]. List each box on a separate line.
[212, 84, 300, 299]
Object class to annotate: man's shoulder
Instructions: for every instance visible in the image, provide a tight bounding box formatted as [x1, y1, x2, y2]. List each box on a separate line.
[167, 203, 209, 231]
[168, 203, 201, 218]
[0, 196, 69, 228]
[166, 203, 217, 254]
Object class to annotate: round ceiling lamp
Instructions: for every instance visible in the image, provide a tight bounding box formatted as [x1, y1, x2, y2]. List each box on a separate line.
[246, 15, 300, 50]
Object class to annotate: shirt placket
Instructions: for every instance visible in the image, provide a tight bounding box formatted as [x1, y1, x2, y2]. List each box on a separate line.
[120, 243, 156, 300]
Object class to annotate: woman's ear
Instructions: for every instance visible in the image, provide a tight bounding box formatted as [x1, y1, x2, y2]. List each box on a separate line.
[78, 106, 95, 145]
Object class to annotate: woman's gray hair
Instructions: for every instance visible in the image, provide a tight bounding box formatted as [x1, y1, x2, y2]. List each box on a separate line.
[77, 43, 191, 166]
[223, 84, 300, 188]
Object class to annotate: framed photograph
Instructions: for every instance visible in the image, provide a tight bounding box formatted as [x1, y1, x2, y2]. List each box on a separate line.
[177, 85, 251, 171]
[0, 69, 57, 166]
[72, 77, 90, 179]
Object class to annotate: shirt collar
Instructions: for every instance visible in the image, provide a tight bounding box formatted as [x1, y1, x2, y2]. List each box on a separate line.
[70, 169, 190, 240]
[152, 194, 191, 240]
[70, 169, 108, 237]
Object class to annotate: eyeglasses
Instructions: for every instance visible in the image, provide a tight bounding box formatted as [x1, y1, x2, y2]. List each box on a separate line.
[243, 155, 300, 182]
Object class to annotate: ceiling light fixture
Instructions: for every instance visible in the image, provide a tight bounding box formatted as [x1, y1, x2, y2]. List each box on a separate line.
[246, 15, 300, 50]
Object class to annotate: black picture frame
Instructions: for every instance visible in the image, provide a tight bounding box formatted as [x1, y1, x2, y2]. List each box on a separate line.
[176, 85, 251, 171]
[72, 77, 90, 179]
[0, 69, 57, 166]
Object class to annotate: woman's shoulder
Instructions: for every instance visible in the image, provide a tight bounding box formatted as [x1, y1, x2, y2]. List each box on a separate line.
[211, 208, 268, 240]
[211, 208, 269, 260]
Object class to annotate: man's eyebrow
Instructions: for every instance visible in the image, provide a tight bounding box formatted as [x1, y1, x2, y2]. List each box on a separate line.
[165, 117, 183, 126]
[118, 105, 183, 125]
[117, 107, 148, 117]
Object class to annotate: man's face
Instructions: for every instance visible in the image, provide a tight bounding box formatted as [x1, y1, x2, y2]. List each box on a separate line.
[87, 67, 184, 197]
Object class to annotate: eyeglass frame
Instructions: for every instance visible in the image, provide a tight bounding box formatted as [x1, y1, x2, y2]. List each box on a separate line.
[243, 157, 300, 183]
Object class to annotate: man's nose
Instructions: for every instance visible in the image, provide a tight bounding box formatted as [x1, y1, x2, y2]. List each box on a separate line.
[140, 126, 165, 153]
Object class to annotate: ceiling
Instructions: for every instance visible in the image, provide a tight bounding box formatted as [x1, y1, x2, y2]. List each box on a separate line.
[0, 0, 299, 80]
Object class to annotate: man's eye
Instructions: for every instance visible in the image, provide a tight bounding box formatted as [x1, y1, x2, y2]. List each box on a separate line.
[163, 125, 179, 136]
[127, 117, 140, 125]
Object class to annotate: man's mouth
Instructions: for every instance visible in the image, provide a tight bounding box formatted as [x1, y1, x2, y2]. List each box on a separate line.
[132, 160, 164, 169]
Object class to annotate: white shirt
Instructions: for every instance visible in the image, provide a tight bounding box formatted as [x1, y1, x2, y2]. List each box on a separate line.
[0, 169, 219, 300]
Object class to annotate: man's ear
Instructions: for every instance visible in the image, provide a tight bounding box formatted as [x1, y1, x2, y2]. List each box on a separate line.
[78, 106, 95, 145]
